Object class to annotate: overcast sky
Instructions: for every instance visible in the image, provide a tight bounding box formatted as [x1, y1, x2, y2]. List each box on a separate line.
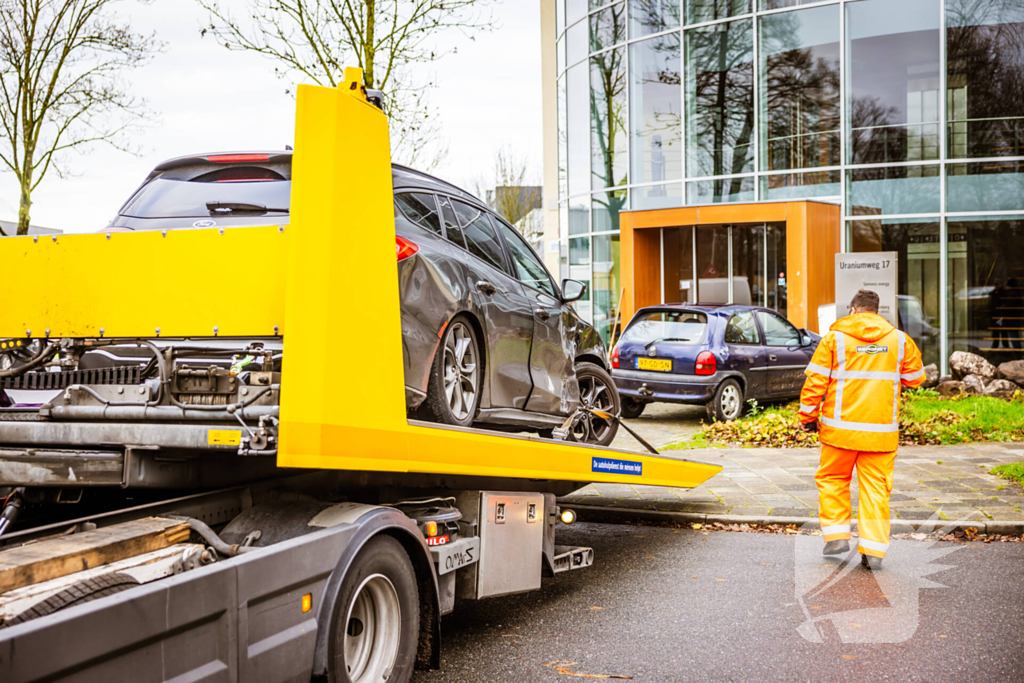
[1, 0, 542, 233]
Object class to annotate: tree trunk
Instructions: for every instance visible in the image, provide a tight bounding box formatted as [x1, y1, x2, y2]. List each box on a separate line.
[17, 173, 32, 236]
[363, 0, 376, 89]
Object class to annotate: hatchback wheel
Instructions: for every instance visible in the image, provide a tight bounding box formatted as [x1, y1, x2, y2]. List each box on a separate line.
[425, 316, 481, 427]
[572, 362, 620, 446]
[707, 379, 744, 422]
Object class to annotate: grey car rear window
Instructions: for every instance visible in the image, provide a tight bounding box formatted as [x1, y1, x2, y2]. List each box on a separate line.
[395, 192, 442, 235]
[120, 177, 290, 219]
[437, 195, 466, 248]
[452, 200, 508, 273]
[620, 311, 707, 344]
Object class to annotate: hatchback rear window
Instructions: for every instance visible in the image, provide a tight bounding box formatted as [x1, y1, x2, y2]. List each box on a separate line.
[620, 310, 708, 345]
[120, 176, 291, 219]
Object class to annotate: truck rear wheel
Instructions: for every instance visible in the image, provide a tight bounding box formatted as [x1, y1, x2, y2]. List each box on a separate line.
[328, 535, 419, 683]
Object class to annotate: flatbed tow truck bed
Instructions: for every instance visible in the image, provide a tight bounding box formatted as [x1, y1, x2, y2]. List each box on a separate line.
[0, 71, 721, 682]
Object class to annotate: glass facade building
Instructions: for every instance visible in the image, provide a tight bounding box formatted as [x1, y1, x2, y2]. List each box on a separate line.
[550, 0, 1024, 372]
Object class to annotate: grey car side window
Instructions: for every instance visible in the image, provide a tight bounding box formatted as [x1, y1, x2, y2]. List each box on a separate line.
[452, 200, 509, 274]
[725, 312, 760, 345]
[437, 195, 466, 249]
[490, 216, 556, 296]
[395, 192, 442, 235]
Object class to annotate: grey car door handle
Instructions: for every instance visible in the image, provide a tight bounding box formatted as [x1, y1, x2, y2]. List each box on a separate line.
[769, 354, 777, 361]
[476, 280, 496, 295]
[535, 309, 551, 321]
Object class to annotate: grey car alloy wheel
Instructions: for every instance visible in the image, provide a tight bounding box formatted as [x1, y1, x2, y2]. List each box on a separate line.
[572, 369, 617, 445]
[442, 322, 478, 422]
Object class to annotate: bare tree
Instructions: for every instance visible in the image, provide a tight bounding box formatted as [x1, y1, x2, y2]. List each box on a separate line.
[199, 0, 493, 170]
[488, 145, 538, 229]
[0, 0, 158, 235]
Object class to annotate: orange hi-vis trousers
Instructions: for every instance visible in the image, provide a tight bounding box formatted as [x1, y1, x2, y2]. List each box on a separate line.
[816, 443, 896, 558]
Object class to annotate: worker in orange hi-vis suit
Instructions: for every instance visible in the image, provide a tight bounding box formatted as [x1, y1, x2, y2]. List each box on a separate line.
[798, 289, 925, 570]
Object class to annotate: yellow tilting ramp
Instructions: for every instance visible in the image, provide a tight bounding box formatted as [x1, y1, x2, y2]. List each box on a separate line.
[0, 70, 721, 490]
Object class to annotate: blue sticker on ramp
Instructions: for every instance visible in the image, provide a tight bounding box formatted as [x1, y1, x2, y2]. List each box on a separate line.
[592, 457, 642, 476]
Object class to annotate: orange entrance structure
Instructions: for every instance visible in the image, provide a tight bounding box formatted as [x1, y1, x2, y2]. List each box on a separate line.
[619, 200, 841, 333]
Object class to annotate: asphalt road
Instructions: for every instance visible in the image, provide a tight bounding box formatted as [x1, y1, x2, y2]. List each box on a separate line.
[413, 523, 1024, 682]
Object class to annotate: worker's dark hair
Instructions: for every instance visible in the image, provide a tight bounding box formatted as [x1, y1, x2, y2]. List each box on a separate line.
[850, 289, 880, 313]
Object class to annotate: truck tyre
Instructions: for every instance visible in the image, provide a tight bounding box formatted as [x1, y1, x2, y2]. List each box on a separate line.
[706, 379, 744, 422]
[328, 535, 419, 683]
[6, 572, 140, 626]
[425, 315, 481, 428]
[619, 396, 646, 420]
[573, 362, 620, 447]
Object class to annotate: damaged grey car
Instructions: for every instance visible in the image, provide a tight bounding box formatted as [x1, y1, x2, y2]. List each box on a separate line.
[101, 152, 620, 445]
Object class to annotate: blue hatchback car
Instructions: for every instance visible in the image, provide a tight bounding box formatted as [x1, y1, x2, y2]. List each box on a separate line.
[611, 304, 821, 422]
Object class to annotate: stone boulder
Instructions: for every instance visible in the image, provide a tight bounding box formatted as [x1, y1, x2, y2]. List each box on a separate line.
[996, 360, 1024, 385]
[921, 363, 940, 389]
[950, 351, 996, 380]
[937, 380, 965, 397]
[961, 374, 987, 395]
[985, 379, 1021, 400]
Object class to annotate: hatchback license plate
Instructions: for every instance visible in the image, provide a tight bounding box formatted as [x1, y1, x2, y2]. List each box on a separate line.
[637, 357, 672, 372]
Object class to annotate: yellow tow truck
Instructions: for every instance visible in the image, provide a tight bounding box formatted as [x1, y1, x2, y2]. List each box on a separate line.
[0, 71, 720, 683]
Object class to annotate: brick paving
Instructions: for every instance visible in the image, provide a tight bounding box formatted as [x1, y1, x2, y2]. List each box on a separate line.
[563, 440, 1024, 524]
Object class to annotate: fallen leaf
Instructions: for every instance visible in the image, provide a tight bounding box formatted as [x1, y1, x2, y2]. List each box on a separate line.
[646, 556, 654, 559]
[847, 623, 861, 628]
[810, 606, 822, 610]
[692, 523, 703, 530]
[784, 528, 799, 535]
[938, 635, 948, 638]
[760, 562, 773, 566]
[716, 578, 726, 582]
[841, 655, 856, 660]
[544, 661, 633, 679]
[692, 576, 698, 579]
[590, 606, 602, 610]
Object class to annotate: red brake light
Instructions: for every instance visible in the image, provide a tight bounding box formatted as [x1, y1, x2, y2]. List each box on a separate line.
[207, 154, 270, 163]
[695, 351, 716, 375]
[396, 236, 419, 261]
[611, 345, 619, 369]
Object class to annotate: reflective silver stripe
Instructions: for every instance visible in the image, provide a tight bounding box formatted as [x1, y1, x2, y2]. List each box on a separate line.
[902, 367, 924, 381]
[799, 403, 818, 414]
[821, 524, 851, 535]
[806, 362, 831, 376]
[894, 331, 906, 423]
[820, 416, 899, 433]
[858, 538, 889, 552]
[836, 370, 900, 380]
[834, 334, 846, 420]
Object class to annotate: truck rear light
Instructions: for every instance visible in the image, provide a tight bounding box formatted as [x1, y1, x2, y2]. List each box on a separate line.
[207, 153, 270, 163]
[396, 236, 419, 261]
[695, 351, 716, 375]
[611, 345, 619, 369]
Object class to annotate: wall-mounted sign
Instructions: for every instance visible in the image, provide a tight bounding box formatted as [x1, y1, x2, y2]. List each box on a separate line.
[835, 252, 898, 327]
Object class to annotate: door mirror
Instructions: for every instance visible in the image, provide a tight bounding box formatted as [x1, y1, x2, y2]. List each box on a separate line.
[798, 329, 813, 346]
[561, 278, 587, 303]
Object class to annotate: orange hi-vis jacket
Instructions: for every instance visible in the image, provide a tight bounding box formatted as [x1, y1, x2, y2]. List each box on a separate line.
[799, 313, 925, 452]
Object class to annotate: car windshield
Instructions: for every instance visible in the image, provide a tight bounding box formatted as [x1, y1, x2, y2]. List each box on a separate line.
[120, 177, 291, 219]
[620, 311, 708, 345]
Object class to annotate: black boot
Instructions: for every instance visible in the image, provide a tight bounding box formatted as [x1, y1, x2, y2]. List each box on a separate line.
[822, 539, 850, 556]
[861, 553, 883, 570]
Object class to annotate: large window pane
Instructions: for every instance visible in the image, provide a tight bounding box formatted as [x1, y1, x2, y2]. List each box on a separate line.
[632, 182, 683, 209]
[630, 0, 681, 38]
[570, 236, 593, 322]
[591, 1, 626, 53]
[630, 32, 682, 186]
[849, 218, 941, 367]
[685, 0, 750, 25]
[569, 196, 590, 235]
[686, 20, 755, 179]
[567, 18, 588, 66]
[567, 0, 588, 27]
[761, 170, 841, 201]
[593, 233, 622, 342]
[557, 0, 566, 35]
[847, 0, 941, 165]
[760, 0, 821, 8]
[593, 188, 627, 232]
[947, 0, 1024, 158]
[558, 75, 568, 201]
[591, 48, 628, 189]
[948, 216, 1024, 365]
[846, 165, 940, 216]
[664, 226, 696, 303]
[687, 176, 755, 204]
[759, 5, 840, 172]
[567, 63, 590, 198]
[947, 161, 1024, 213]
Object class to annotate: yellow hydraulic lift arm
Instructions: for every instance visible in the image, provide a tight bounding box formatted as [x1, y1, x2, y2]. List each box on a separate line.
[0, 69, 721, 490]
